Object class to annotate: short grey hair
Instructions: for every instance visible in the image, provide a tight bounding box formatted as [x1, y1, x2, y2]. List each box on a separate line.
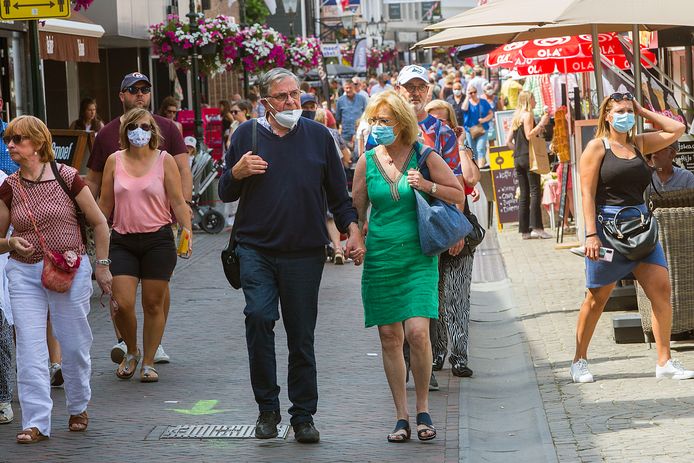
[258, 68, 299, 97]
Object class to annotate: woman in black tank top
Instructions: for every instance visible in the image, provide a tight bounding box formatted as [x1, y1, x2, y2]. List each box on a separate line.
[570, 92, 690, 384]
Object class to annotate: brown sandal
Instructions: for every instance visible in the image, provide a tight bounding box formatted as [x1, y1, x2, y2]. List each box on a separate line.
[16, 427, 48, 444]
[69, 411, 89, 432]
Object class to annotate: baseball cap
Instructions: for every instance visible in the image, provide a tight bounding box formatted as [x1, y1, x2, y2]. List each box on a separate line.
[300, 93, 317, 107]
[120, 72, 151, 91]
[397, 65, 429, 85]
[184, 136, 197, 148]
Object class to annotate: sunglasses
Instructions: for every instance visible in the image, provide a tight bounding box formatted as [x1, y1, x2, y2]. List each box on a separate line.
[125, 123, 152, 132]
[123, 86, 152, 95]
[610, 92, 634, 102]
[2, 134, 28, 145]
[230, 110, 239, 115]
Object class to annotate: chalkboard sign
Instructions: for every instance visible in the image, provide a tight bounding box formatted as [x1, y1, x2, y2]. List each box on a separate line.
[574, 120, 598, 157]
[49, 129, 93, 171]
[489, 146, 519, 225]
[676, 136, 694, 173]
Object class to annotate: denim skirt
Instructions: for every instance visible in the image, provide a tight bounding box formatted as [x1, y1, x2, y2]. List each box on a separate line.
[585, 203, 667, 289]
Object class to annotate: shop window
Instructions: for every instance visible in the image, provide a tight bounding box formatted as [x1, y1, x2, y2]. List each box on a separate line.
[388, 3, 401, 20]
[420, 1, 441, 22]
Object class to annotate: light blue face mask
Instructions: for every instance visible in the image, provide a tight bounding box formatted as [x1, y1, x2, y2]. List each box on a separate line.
[371, 125, 396, 146]
[127, 128, 152, 147]
[611, 112, 636, 133]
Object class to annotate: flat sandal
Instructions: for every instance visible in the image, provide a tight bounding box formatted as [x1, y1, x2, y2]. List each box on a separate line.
[68, 411, 88, 432]
[116, 350, 140, 380]
[387, 419, 411, 443]
[16, 427, 48, 444]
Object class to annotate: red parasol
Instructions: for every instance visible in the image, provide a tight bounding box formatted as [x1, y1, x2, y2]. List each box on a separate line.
[486, 33, 656, 76]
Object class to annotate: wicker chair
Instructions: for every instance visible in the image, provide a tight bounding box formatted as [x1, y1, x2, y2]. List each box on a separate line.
[637, 206, 694, 341]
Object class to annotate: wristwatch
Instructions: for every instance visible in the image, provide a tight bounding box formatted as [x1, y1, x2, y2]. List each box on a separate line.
[429, 183, 438, 195]
[96, 259, 112, 266]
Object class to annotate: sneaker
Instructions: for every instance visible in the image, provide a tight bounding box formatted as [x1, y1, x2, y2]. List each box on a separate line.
[531, 229, 553, 239]
[0, 402, 13, 424]
[111, 341, 127, 364]
[429, 372, 439, 391]
[655, 359, 694, 380]
[521, 232, 533, 240]
[432, 353, 446, 372]
[451, 363, 473, 377]
[293, 421, 320, 443]
[570, 359, 594, 383]
[154, 345, 171, 364]
[49, 363, 63, 387]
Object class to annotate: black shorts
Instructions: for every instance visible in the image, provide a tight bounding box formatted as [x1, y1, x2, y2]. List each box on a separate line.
[109, 226, 177, 281]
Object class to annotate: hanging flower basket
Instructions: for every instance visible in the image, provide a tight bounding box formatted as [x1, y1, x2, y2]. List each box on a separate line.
[73, 0, 95, 11]
[287, 36, 323, 73]
[233, 24, 288, 75]
[149, 14, 239, 76]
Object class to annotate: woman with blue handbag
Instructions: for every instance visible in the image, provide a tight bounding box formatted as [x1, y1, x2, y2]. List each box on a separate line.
[352, 91, 465, 443]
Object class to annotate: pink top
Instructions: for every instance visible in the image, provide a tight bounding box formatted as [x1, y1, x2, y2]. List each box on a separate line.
[113, 150, 172, 234]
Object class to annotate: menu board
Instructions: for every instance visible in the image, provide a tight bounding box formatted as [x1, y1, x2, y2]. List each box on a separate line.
[676, 136, 694, 173]
[49, 129, 94, 171]
[489, 146, 519, 225]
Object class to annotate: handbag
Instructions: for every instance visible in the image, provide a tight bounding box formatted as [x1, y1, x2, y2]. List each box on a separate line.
[528, 132, 550, 174]
[598, 206, 658, 261]
[461, 204, 486, 256]
[469, 124, 485, 139]
[16, 173, 81, 293]
[415, 143, 473, 257]
[221, 119, 257, 289]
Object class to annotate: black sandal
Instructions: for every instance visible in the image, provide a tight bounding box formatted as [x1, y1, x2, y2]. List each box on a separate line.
[387, 419, 411, 443]
[416, 412, 436, 441]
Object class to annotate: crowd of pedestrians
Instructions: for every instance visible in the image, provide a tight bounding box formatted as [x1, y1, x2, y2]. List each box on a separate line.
[0, 53, 690, 451]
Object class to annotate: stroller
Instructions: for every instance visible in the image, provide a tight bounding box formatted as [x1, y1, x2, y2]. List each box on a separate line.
[190, 146, 226, 234]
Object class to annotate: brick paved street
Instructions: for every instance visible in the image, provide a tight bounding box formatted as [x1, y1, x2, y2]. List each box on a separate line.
[2, 222, 693, 462]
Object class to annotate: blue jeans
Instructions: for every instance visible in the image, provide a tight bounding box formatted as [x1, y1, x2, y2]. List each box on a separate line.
[465, 130, 489, 163]
[237, 244, 325, 425]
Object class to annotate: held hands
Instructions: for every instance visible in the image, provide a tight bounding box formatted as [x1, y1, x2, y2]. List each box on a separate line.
[585, 235, 602, 261]
[9, 237, 34, 257]
[232, 151, 268, 179]
[345, 223, 366, 266]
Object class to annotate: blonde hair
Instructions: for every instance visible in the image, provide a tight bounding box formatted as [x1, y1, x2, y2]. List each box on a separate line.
[314, 108, 327, 125]
[511, 91, 534, 131]
[425, 100, 459, 128]
[5, 115, 55, 162]
[119, 108, 161, 151]
[363, 90, 419, 145]
[595, 96, 636, 144]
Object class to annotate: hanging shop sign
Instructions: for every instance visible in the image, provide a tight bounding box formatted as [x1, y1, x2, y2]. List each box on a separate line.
[675, 136, 694, 174]
[39, 31, 99, 63]
[0, 0, 71, 20]
[49, 129, 93, 170]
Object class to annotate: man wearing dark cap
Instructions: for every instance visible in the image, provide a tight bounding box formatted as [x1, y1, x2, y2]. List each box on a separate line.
[85, 72, 192, 366]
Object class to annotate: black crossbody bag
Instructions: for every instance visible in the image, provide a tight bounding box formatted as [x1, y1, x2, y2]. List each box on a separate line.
[221, 120, 256, 289]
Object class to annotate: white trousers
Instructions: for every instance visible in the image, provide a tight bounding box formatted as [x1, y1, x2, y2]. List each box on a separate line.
[7, 257, 93, 436]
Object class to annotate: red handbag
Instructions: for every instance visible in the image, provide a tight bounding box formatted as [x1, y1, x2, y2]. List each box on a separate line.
[16, 174, 81, 293]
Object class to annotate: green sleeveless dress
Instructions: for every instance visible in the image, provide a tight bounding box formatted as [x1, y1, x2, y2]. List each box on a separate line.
[361, 146, 439, 328]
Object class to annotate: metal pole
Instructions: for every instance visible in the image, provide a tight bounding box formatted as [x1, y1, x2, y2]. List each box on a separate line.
[591, 24, 603, 108]
[238, 0, 249, 97]
[314, 0, 320, 37]
[28, 21, 45, 120]
[632, 24, 643, 132]
[300, 0, 307, 37]
[188, 0, 204, 150]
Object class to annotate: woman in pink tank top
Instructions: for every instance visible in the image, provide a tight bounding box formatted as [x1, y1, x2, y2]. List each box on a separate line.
[98, 108, 192, 383]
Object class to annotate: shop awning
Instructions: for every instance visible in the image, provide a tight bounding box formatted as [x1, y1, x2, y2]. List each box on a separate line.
[39, 12, 105, 63]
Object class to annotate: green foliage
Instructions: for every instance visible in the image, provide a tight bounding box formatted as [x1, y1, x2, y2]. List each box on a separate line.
[245, 0, 270, 24]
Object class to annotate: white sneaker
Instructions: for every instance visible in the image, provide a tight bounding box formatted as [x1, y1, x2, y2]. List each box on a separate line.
[0, 402, 13, 424]
[49, 363, 63, 387]
[531, 229, 553, 240]
[655, 359, 694, 380]
[154, 345, 170, 364]
[111, 341, 127, 364]
[570, 359, 594, 383]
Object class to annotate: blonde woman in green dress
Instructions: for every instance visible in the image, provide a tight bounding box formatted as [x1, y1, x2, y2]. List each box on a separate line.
[352, 91, 465, 443]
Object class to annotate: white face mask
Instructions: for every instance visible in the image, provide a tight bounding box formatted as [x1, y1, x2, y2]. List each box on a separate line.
[453, 89, 462, 96]
[266, 100, 302, 130]
[127, 128, 152, 147]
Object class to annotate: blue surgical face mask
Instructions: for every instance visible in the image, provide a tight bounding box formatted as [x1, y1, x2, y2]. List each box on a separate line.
[127, 128, 152, 147]
[371, 125, 397, 146]
[610, 112, 635, 133]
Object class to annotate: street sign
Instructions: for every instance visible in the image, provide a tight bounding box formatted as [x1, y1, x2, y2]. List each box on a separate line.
[0, 0, 71, 21]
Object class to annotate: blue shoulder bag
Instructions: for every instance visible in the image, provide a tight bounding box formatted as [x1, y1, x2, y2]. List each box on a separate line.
[414, 143, 472, 256]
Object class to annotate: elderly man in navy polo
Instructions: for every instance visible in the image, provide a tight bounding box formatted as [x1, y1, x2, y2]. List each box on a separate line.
[219, 68, 365, 444]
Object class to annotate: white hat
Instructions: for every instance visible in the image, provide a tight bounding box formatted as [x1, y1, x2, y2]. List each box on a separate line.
[184, 136, 197, 148]
[397, 65, 429, 85]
